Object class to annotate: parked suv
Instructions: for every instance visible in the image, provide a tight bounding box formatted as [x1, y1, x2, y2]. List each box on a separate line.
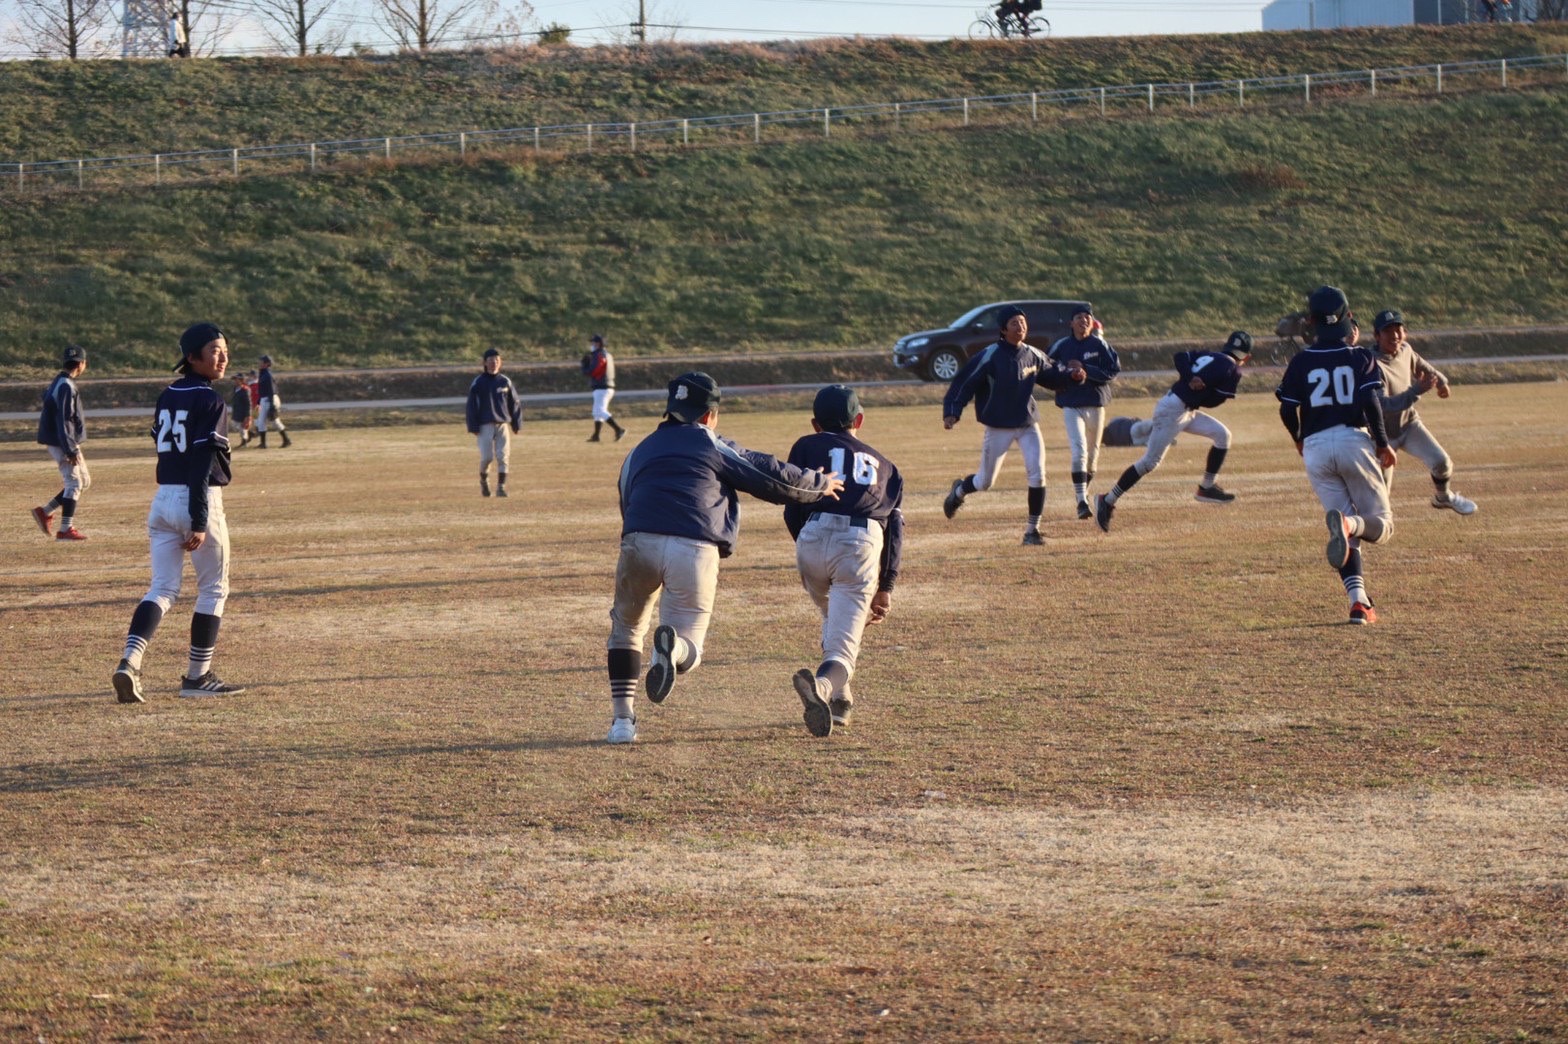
[892, 299, 1093, 382]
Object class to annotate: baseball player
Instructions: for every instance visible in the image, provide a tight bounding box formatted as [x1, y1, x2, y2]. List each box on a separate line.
[1276, 286, 1397, 626]
[464, 347, 523, 498]
[111, 323, 245, 703]
[254, 353, 292, 448]
[941, 306, 1063, 546]
[31, 343, 92, 542]
[230, 372, 254, 447]
[1371, 309, 1477, 515]
[604, 372, 844, 744]
[1046, 305, 1121, 518]
[783, 385, 905, 737]
[1094, 331, 1253, 532]
[581, 333, 627, 442]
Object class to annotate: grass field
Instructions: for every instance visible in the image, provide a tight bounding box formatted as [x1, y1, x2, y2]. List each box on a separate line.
[3, 382, 1566, 1039]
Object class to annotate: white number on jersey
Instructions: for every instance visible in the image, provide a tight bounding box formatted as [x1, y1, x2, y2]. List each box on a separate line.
[1190, 353, 1215, 373]
[155, 408, 189, 452]
[1306, 366, 1356, 407]
[827, 447, 880, 487]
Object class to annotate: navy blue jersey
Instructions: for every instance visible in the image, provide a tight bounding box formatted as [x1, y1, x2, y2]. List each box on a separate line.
[943, 338, 1059, 429]
[37, 373, 85, 455]
[783, 430, 906, 592]
[465, 372, 523, 433]
[152, 376, 232, 531]
[620, 419, 834, 558]
[231, 385, 252, 420]
[1171, 350, 1243, 410]
[257, 367, 277, 399]
[1275, 343, 1385, 441]
[1046, 334, 1120, 408]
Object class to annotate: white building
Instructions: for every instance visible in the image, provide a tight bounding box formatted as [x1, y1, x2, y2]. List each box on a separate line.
[1261, 0, 1532, 29]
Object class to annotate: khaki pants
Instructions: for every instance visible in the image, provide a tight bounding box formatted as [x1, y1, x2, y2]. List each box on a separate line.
[608, 532, 720, 669]
[796, 513, 883, 677]
[477, 423, 512, 475]
[48, 445, 90, 499]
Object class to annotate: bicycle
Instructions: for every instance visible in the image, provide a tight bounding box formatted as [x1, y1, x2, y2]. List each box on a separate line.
[969, 6, 1050, 39]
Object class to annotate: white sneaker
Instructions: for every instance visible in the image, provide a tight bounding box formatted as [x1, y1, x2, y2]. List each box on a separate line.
[607, 717, 637, 744]
[1432, 491, 1477, 515]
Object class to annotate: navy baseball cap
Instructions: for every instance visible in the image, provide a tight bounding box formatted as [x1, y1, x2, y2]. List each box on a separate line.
[666, 372, 720, 422]
[1222, 331, 1253, 359]
[996, 305, 1026, 329]
[176, 322, 224, 370]
[1307, 285, 1350, 322]
[259, 353, 273, 364]
[813, 384, 862, 430]
[62, 343, 87, 365]
[1373, 309, 1405, 333]
[1072, 304, 1094, 317]
[590, 333, 604, 345]
[483, 347, 502, 359]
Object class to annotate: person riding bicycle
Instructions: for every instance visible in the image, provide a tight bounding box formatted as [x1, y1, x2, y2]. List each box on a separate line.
[994, 0, 1042, 34]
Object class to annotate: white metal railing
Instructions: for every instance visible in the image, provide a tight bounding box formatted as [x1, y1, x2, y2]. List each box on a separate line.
[4, 52, 1566, 194]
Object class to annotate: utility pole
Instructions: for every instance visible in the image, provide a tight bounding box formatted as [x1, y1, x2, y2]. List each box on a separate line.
[634, 0, 646, 43]
[122, 0, 171, 56]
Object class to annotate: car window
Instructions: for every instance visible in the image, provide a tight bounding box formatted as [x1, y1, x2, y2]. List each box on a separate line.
[951, 304, 997, 330]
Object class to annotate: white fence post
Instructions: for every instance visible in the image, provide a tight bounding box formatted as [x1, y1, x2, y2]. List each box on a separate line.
[1099, 86, 1106, 116]
[1437, 64, 1443, 93]
[232, 148, 239, 177]
[1146, 83, 1154, 112]
[894, 102, 901, 131]
[754, 112, 760, 143]
[1031, 92, 1038, 120]
[587, 123, 593, 150]
[15, 162, 21, 193]
[682, 118, 689, 146]
[384, 137, 390, 160]
[1501, 58, 1508, 88]
[310, 142, 317, 172]
[1188, 82, 1195, 107]
[963, 97, 969, 125]
[77, 158, 84, 190]
[459, 132, 466, 158]
[155, 154, 162, 185]
[630, 122, 637, 151]
[534, 127, 540, 152]
[1370, 68, 1377, 97]
[1303, 74, 1311, 104]
[823, 108, 831, 137]
[1238, 79, 1245, 107]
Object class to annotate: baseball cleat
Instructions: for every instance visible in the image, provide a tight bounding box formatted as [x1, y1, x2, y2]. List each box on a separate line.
[606, 716, 637, 744]
[793, 669, 833, 738]
[1076, 500, 1092, 520]
[942, 479, 966, 520]
[1325, 510, 1351, 568]
[1195, 484, 1236, 503]
[1093, 494, 1113, 533]
[480, 478, 491, 497]
[31, 507, 55, 536]
[496, 486, 509, 498]
[112, 660, 144, 704]
[1348, 601, 1378, 626]
[613, 427, 627, 442]
[1432, 492, 1477, 515]
[55, 527, 88, 541]
[1021, 528, 1044, 546]
[645, 625, 678, 705]
[829, 695, 854, 728]
[178, 672, 246, 698]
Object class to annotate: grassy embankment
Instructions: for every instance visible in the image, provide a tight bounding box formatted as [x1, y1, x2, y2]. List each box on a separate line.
[1, 25, 1566, 380]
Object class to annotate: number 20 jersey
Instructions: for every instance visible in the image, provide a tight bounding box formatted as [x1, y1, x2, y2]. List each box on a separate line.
[1274, 343, 1384, 440]
[153, 375, 233, 487]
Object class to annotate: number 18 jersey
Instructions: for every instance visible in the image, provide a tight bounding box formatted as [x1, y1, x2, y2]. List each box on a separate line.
[1275, 343, 1384, 440]
[153, 375, 233, 487]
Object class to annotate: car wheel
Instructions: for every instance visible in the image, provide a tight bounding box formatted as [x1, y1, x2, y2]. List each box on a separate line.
[927, 347, 965, 382]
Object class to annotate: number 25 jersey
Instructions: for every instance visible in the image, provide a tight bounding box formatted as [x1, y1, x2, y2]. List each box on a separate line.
[153, 375, 233, 487]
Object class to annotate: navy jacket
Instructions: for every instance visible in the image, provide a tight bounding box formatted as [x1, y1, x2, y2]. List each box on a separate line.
[620, 420, 834, 558]
[1170, 350, 1243, 410]
[1046, 334, 1120, 408]
[943, 338, 1060, 429]
[38, 373, 85, 456]
[257, 367, 277, 400]
[466, 372, 523, 434]
[783, 429, 905, 592]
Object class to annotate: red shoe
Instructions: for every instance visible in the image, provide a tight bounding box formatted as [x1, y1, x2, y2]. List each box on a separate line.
[1348, 602, 1377, 625]
[55, 527, 88, 541]
[31, 506, 54, 536]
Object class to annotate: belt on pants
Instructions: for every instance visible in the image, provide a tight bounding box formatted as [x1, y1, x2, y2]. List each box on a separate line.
[807, 512, 869, 529]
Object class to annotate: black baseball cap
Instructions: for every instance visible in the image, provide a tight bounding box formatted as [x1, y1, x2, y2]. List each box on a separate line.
[996, 305, 1026, 329]
[259, 353, 273, 364]
[176, 322, 224, 371]
[1373, 309, 1405, 333]
[1222, 331, 1253, 359]
[1307, 285, 1350, 322]
[590, 333, 604, 345]
[813, 384, 862, 430]
[62, 343, 87, 365]
[666, 372, 720, 422]
[483, 347, 502, 359]
[1072, 304, 1094, 317]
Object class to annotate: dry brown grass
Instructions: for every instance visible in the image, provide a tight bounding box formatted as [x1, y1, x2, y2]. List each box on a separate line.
[2, 382, 1566, 1040]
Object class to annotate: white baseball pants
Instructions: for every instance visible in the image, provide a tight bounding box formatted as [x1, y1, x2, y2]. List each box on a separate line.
[1302, 427, 1393, 548]
[476, 423, 513, 474]
[1061, 406, 1106, 475]
[143, 484, 230, 616]
[795, 513, 883, 677]
[592, 388, 616, 422]
[608, 532, 720, 669]
[257, 395, 285, 432]
[47, 445, 91, 499]
[1134, 392, 1230, 476]
[974, 424, 1046, 490]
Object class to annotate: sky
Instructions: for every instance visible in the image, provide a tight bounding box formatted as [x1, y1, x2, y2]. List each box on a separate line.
[545, 0, 1273, 46]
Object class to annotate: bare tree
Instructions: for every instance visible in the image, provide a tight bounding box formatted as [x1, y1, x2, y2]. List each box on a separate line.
[609, 0, 684, 45]
[178, 0, 237, 56]
[373, 0, 533, 51]
[254, 0, 347, 55]
[4, 0, 116, 58]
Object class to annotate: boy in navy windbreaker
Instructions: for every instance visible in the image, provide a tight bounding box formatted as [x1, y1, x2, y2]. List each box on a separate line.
[1046, 307, 1120, 518]
[33, 344, 92, 541]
